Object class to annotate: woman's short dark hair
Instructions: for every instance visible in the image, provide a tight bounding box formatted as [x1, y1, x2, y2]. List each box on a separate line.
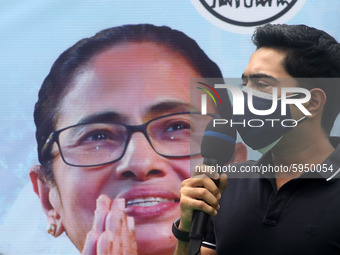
[252, 24, 340, 135]
[34, 24, 229, 183]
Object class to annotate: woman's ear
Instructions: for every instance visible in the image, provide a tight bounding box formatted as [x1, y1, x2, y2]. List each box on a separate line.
[304, 88, 327, 118]
[29, 165, 64, 237]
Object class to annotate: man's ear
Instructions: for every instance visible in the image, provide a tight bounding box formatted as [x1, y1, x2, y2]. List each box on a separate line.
[229, 142, 248, 164]
[304, 88, 327, 118]
[29, 165, 64, 237]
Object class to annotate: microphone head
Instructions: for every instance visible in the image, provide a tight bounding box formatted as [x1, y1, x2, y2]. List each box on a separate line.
[201, 120, 236, 165]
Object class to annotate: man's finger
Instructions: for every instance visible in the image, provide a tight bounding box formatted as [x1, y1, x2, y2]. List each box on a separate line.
[219, 173, 228, 194]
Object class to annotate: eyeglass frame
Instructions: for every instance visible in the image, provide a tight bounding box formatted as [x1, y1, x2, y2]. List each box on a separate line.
[41, 111, 218, 167]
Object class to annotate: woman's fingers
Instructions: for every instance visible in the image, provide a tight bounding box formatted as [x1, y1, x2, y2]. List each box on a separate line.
[102, 198, 137, 255]
[84, 196, 137, 255]
[82, 230, 100, 255]
[82, 195, 111, 255]
[107, 198, 136, 241]
[123, 215, 137, 254]
[127, 216, 135, 233]
[92, 194, 111, 232]
[105, 198, 125, 233]
[97, 231, 114, 255]
[97, 229, 136, 255]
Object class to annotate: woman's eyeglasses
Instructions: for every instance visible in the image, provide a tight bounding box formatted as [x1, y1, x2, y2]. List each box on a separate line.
[41, 112, 216, 167]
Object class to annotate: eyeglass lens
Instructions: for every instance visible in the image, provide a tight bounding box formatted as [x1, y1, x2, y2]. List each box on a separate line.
[57, 113, 212, 166]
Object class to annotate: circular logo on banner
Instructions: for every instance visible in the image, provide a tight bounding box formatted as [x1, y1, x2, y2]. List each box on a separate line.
[191, 0, 307, 34]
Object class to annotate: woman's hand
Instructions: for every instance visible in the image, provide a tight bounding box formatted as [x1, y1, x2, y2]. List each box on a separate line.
[178, 166, 227, 232]
[82, 195, 137, 255]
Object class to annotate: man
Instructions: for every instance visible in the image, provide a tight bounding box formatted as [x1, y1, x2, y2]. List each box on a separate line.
[174, 24, 340, 254]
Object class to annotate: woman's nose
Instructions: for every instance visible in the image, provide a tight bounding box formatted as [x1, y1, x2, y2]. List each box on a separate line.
[114, 132, 168, 181]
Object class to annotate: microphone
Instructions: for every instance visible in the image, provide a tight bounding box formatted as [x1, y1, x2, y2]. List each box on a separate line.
[189, 120, 236, 255]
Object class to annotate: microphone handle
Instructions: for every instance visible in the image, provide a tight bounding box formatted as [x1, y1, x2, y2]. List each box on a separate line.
[189, 158, 221, 255]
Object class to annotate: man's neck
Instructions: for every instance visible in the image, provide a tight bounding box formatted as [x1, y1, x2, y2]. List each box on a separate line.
[271, 131, 335, 190]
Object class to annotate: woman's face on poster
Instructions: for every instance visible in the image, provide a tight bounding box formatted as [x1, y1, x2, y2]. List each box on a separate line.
[48, 42, 208, 253]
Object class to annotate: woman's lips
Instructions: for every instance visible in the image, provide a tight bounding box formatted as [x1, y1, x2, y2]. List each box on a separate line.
[126, 197, 176, 207]
[118, 187, 180, 220]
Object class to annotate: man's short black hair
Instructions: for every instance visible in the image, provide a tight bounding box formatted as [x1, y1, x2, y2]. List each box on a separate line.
[252, 24, 340, 134]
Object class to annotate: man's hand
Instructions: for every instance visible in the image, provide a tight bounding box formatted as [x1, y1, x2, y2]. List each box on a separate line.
[178, 165, 227, 232]
[174, 166, 227, 255]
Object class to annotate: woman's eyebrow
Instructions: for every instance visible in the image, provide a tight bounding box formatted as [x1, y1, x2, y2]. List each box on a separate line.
[75, 102, 197, 124]
[145, 101, 197, 117]
[77, 111, 126, 124]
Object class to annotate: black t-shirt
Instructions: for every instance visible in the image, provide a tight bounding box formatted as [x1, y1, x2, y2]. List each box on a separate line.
[203, 138, 340, 255]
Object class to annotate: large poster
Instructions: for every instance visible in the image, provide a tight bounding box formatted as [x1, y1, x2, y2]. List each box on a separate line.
[1, 1, 339, 254]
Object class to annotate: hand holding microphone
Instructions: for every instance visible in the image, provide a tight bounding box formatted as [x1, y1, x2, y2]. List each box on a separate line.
[190, 120, 236, 254]
[176, 120, 236, 255]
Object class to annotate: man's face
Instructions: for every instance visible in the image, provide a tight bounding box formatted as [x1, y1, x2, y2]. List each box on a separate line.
[242, 47, 298, 96]
[49, 42, 208, 254]
[241, 47, 309, 152]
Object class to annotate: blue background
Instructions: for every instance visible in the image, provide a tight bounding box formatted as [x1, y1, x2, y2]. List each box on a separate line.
[0, 1, 339, 254]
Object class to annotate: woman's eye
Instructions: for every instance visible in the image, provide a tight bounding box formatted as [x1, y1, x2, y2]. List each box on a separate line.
[86, 132, 109, 141]
[165, 122, 190, 132]
[81, 130, 118, 143]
